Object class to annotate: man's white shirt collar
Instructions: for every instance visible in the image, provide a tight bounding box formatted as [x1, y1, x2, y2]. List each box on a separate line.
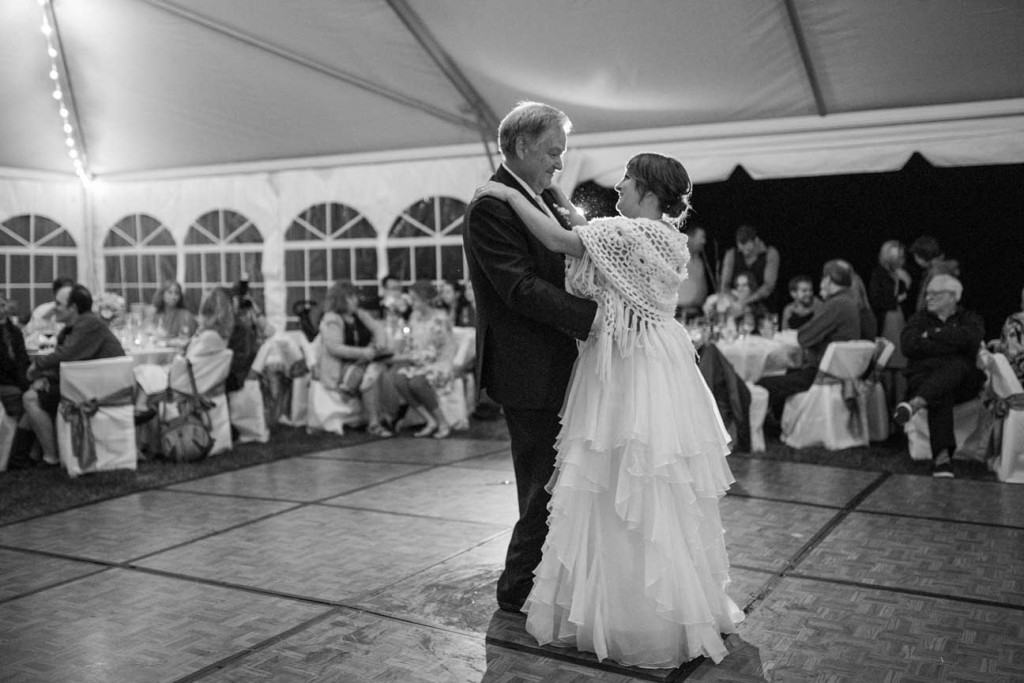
[502, 164, 555, 219]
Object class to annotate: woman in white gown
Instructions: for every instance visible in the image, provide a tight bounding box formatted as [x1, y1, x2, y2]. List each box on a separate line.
[475, 152, 743, 668]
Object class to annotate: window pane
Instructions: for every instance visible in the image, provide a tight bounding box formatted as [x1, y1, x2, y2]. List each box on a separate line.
[185, 254, 202, 284]
[156, 255, 177, 284]
[105, 255, 123, 284]
[141, 254, 157, 285]
[235, 225, 262, 244]
[34, 254, 54, 283]
[4, 216, 31, 243]
[387, 247, 410, 281]
[287, 286, 308, 310]
[0, 255, 5, 281]
[223, 252, 240, 283]
[440, 245, 465, 281]
[34, 216, 61, 242]
[439, 198, 467, 234]
[354, 247, 378, 280]
[413, 245, 436, 280]
[345, 218, 376, 239]
[204, 253, 221, 284]
[405, 199, 435, 230]
[57, 256, 77, 280]
[10, 254, 30, 284]
[285, 250, 305, 280]
[303, 249, 323, 282]
[329, 248, 349, 281]
[304, 204, 327, 231]
[104, 228, 132, 247]
[124, 254, 139, 284]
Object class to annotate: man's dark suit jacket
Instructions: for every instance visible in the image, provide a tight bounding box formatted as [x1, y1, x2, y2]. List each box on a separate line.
[463, 166, 597, 411]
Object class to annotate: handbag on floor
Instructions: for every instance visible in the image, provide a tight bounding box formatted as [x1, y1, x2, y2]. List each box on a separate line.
[159, 359, 214, 463]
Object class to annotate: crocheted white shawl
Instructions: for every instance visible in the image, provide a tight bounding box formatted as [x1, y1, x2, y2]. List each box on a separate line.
[567, 216, 689, 379]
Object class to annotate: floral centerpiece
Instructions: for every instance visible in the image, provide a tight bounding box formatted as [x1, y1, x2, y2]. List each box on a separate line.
[94, 291, 127, 328]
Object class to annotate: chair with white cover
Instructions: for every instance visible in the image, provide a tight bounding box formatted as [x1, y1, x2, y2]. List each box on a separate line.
[228, 375, 270, 444]
[56, 356, 137, 477]
[981, 351, 1024, 483]
[781, 340, 878, 450]
[276, 330, 313, 427]
[305, 336, 363, 435]
[746, 382, 769, 453]
[166, 350, 233, 455]
[864, 338, 896, 442]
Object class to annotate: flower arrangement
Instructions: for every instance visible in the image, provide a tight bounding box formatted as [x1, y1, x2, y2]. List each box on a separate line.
[94, 291, 127, 327]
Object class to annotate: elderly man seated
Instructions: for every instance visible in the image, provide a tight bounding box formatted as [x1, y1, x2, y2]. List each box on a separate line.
[893, 274, 985, 478]
[758, 260, 876, 420]
[22, 283, 125, 465]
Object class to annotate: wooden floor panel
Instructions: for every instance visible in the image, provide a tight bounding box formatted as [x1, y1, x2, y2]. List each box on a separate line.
[0, 568, 326, 683]
[858, 474, 1024, 527]
[135, 504, 506, 603]
[322, 463, 520, 526]
[729, 576, 1024, 682]
[718, 496, 838, 572]
[3, 437, 1023, 682]
[166, 456, 429, 502]
[0, 549, 104, 603]
[0, 490, 296, 563]
[304, 436, 507, 465]
[727, 458, 883, 508]
[797, 511, 1024, 605]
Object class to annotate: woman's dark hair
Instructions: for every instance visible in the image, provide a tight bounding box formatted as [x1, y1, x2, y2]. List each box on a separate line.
[626, 153, 692, 224]
[153, 281, 187, 313]
[67, 284, 93, 314]
[909, 235, 942, 262]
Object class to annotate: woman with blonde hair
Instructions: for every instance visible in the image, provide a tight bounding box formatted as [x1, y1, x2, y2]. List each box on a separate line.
[186, 288, 235, 358]
[868, 240, 911, 368]
[317, 280, 394, 437]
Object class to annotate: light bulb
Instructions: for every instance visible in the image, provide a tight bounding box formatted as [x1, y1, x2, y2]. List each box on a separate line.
[41, 22, 52, 37]
[63, 123, 72, 133]
[68, 149, 78, 159]
[49, 68, 58, 81]
[65, 136, 74, 147]
[59, 107, 68, 117]
[52, 89, 62, 100]
[47, 47, 57, 58]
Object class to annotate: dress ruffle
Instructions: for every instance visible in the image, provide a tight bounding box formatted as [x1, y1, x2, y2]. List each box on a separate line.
[524, 322, 744, 668]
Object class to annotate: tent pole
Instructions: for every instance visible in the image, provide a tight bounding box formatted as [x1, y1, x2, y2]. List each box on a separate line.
[782, 0, 827, 117]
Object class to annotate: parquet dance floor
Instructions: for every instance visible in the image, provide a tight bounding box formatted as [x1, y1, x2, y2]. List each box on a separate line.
[1, 437, 1022, 682]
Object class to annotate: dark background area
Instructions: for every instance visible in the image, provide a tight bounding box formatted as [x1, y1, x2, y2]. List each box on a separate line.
[571, 155, 1024, 338]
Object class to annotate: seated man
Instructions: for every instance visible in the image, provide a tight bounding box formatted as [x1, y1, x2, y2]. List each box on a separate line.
[758, 260, 873, 420]
[22, 283, 125, 465]
[24, 276, 75, 340]
[893, 274, 985, 478]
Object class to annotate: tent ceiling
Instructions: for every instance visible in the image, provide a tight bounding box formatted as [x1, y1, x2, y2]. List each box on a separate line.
[2, 0, 1023, 179]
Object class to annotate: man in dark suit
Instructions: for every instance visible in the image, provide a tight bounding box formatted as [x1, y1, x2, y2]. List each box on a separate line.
[22, 283, 125, 465]
[464, 102, 598, 613]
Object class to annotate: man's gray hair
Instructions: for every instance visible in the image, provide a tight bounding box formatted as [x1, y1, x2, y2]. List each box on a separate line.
[497, 101, 572, 158]
[930, 274, 963, 301]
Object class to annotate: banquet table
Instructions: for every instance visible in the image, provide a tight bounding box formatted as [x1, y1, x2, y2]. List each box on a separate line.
[714, 330, 803, 383]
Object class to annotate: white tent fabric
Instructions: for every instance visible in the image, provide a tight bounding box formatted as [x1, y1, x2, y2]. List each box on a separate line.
[2, 0, 1023, 330]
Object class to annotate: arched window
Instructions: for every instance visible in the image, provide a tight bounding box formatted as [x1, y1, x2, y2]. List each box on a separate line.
[0, 214, 77, 322]
[387, 196, 467, 286]
[183, 209, 263, 312]
[284, 203, 378, 318]
[102, 214, 177, 306]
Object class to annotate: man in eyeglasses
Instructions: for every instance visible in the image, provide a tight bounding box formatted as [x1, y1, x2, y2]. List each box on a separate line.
[894, 274, 985, 478]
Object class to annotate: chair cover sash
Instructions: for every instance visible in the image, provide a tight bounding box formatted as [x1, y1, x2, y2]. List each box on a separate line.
[58, 385, 135, 469]
[812, 370, 863, 435]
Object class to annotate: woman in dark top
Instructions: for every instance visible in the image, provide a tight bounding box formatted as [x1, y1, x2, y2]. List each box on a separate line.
[868, 240, 912, 368]
[0, 294, 30, 418]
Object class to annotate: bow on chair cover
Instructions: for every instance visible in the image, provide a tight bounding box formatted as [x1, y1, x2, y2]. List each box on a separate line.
[58, 385, 135, 470]
[811, 370, 863, 436]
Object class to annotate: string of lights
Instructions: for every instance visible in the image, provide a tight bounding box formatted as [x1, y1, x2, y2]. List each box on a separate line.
[34, 0, 90, 183]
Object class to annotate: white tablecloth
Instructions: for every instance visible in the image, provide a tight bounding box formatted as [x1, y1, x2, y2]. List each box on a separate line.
[715, 331, 803, 382]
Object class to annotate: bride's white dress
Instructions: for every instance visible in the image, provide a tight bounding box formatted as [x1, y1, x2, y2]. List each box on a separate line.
[522, 217, 744, 669]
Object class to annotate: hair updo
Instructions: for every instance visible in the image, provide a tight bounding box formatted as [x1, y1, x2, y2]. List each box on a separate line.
[625, 152, 693, 230]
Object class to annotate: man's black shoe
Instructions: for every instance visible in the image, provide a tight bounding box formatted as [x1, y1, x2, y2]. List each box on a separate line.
[497, 601, 524, 614]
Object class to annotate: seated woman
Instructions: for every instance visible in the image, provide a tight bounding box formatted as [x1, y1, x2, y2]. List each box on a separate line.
[0, 294, 33, 462]
[989, 284, 1024, 381]
[384, 280, 455, 439]
[317, 280, 395, 437]
[152, 281, 197, 340]
[187, 288, 235, 359]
